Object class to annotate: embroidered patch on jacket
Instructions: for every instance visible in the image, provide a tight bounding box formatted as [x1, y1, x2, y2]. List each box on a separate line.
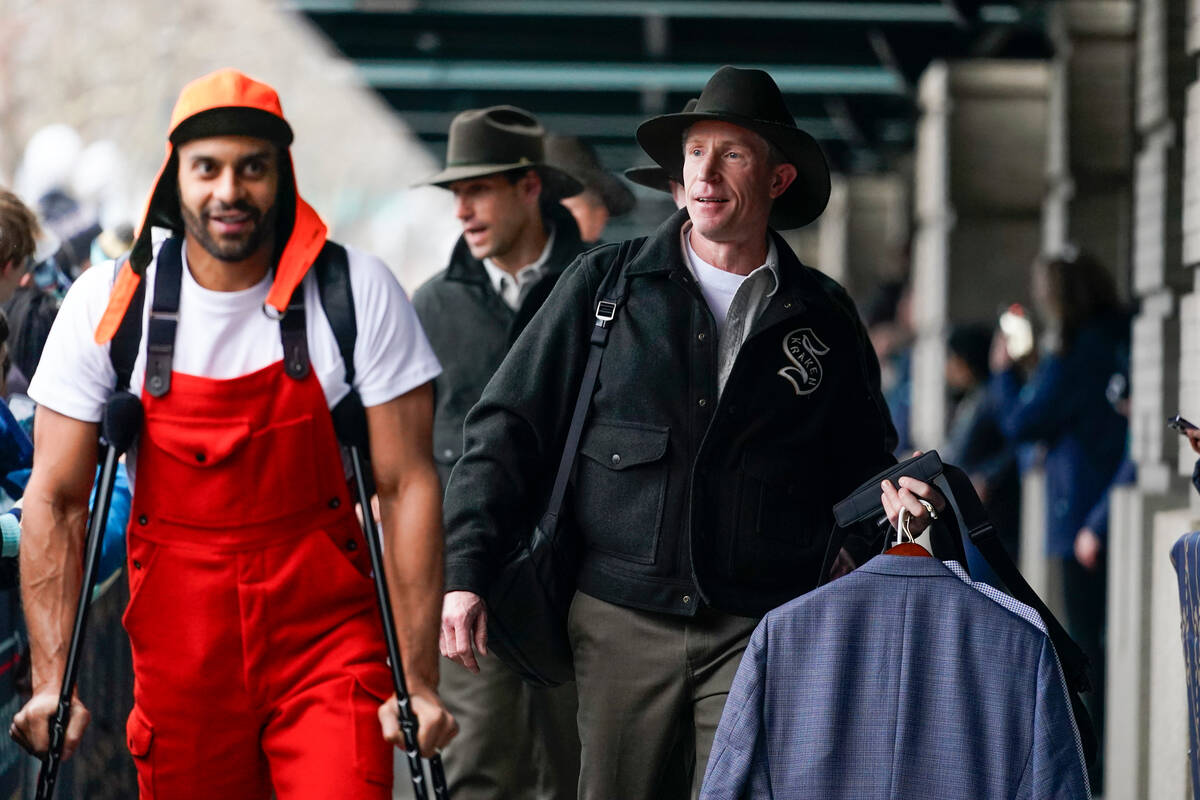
[778, 328, 830, 396]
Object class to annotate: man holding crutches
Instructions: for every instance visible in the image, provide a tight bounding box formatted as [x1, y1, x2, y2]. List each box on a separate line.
[12, 68, 456, 798]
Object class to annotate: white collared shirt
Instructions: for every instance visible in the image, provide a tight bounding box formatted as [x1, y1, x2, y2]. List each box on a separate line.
[681, 222, 779, 394]
[482, 227, 557, 310]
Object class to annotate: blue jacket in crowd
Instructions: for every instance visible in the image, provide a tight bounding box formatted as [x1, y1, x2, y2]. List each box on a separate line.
[990, 317, 1128, 557]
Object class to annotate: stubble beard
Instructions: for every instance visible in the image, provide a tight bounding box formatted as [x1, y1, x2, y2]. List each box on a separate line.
[182, 201, 278, 263]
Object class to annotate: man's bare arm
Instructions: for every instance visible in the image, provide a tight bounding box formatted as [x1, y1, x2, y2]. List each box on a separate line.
[366, 383, 456, 754]
[12, 406, 100, 756]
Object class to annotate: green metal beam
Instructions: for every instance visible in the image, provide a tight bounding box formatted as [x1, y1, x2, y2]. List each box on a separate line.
[288, 0, 1021, 24]
[398, 110, 847, 140]
[359, 60, 905, 94]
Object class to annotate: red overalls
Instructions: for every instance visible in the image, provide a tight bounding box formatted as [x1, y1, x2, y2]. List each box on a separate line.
[120, 252, 394, 797]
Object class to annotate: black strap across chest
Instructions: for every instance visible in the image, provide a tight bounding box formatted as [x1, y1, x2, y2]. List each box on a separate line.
[111, 238, 353, 397]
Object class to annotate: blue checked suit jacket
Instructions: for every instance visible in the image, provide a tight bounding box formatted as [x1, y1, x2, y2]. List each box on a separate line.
[699, 555, 1090, 799]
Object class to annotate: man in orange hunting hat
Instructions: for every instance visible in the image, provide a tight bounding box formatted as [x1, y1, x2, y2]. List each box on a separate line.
[12, 68, 456, 798]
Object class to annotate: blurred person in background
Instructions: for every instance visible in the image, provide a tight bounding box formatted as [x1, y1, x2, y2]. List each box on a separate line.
[1075, 368, 1135, 572]
[941, 323, 1020, 586]
[0, 189, 40, 306]
[990, 246, 1128, 792]
[624, 162, 688, 209]
[414, 106, 586, 800]
[864, 279, 913, 458]
[625, 99, 698, 212]
[546, 134, 636, 245]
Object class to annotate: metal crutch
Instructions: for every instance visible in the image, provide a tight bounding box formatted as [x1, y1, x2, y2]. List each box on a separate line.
[335, 393, 450, 799]
[36, 390, 143, 800]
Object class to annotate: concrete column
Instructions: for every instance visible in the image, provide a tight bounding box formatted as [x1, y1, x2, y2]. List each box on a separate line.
[841, 174, 908, 301]
[910, 61, 1050, 450]
[1106, 485, 1189, 798]
[813, 174, 849, 286]
[1044, 1, 1137, 291]
[1111, 0, 1197, 795]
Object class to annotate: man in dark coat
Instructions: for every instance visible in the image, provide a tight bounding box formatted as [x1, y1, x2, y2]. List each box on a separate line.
[440, 68, 945, 798]
[412, 105, 586, 800]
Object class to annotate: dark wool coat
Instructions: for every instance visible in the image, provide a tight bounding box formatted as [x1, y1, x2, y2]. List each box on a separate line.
[443, 209, 898, 618]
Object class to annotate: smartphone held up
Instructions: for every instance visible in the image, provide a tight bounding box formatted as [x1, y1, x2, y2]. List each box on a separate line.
[999, 303, 1034, 361]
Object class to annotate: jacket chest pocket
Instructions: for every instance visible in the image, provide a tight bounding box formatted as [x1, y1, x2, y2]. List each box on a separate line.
[574, 420, 670, 565]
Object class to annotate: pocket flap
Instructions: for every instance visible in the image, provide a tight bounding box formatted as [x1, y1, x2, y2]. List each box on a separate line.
[126, 707, 153, 758]
[579, 421, 669, 471]
[144, 413, 253, 469]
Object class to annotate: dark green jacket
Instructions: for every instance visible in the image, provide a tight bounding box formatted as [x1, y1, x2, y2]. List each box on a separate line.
[443, 209, 897, 619]
[412, 204, 586, 490]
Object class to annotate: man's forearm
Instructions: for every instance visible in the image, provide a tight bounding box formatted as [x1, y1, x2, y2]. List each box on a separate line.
[19, 484, 88, 693]
[379, 465, 444, 694]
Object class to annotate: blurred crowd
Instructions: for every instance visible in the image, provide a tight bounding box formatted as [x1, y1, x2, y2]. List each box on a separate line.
[0, 125, 138, 592]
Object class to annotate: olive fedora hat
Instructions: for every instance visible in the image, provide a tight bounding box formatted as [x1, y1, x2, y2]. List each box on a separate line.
[421, 105, 583, 200]
[636, 67, 831, 229]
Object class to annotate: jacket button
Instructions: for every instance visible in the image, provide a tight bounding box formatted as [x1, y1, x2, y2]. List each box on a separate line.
[195, 452, 206, 463]
[346, 539, 358, 552]
[443, 449, 455, 459]
[682, 595, 691, 605]
[611, 453, 621, 465]
[697, 332, 706, 343]
[329, 497, 341, 509]
[138, 515, 148, 526]
[133, 560, 142, 570]
[698, 398, 707, 408]
[783, 301, 793, 309]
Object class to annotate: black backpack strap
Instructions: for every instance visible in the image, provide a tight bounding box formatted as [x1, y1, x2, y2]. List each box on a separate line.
[143, 238, 183, 398]
[314, 242, 356, 387]
[540, 241, 634, 536]
[313, 243, 370, 452]
[109, 256, 145, 392]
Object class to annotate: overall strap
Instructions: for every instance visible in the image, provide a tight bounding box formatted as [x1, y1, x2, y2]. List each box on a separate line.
[143, 238, 183, 398]
[278, 282, 310, 381]
[109, 257, 145, 392]
[541, 241, 635, 534]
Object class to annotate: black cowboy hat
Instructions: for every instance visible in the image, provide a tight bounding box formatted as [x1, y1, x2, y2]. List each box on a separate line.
[636, 67, 831, 229]
[545, 134, 636, 216]
[625, 99, 698, 194]
[420, 106, 583, 200]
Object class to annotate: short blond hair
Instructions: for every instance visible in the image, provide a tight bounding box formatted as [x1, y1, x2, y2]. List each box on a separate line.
[0, 188, 40, 269]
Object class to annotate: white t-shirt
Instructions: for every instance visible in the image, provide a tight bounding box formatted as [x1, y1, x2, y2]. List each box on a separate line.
[30, 240, 442, 428]
[681, 225, 779, 340]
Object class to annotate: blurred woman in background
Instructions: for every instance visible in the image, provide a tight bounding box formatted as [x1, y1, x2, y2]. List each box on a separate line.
[990, 247, 1129, 792]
